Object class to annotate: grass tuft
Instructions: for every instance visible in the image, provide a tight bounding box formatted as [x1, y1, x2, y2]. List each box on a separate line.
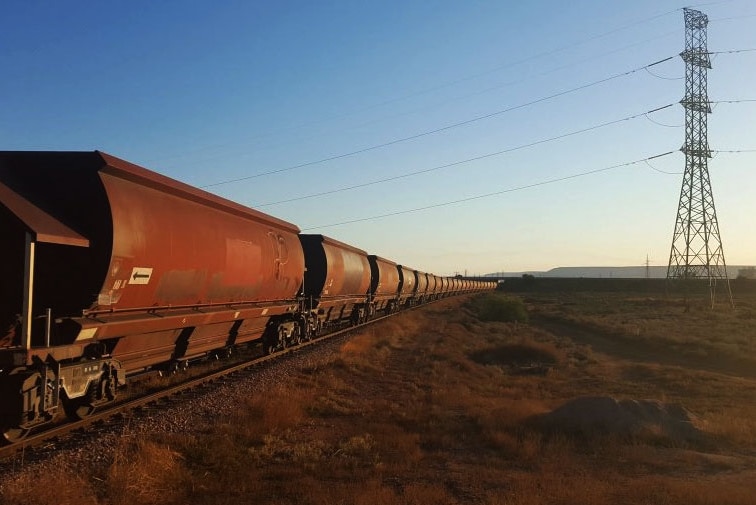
[470, 292, 529, 323]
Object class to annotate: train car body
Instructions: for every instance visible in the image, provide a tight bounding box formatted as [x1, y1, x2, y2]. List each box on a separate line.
[414, 270, 429, 304]
[397, 265, 416, 308]
[450, 278, 460, 295]
[299, 234, 371, 329]
[438, 277, 448, 298]
[367, 255, 400, 313]
[0, 151, 305, 439]
[427, 275, 439, 300]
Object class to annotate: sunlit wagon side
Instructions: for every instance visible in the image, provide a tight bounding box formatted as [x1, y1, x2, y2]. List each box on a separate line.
[0, 150, 305, 440]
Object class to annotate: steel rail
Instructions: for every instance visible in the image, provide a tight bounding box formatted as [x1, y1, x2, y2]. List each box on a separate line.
[0, 310, 398, 460]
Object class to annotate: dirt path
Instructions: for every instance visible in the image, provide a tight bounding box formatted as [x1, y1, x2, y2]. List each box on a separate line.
[532, 314, 756, 380]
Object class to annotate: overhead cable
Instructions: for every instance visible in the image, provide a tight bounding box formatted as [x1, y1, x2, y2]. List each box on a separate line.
[300, 152, 675, 231]
[202, 56, 677, 188]
[256, 104, 675, 207]
[147, 14, 683, 168]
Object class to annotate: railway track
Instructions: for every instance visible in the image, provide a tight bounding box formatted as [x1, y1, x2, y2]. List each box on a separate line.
[0, 312, 393, 461]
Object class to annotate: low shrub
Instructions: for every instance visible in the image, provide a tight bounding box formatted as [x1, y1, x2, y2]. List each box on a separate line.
[472, 293, 529, 323]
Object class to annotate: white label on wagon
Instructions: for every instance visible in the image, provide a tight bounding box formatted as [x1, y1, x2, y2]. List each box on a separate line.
[128, 267, 153, 285]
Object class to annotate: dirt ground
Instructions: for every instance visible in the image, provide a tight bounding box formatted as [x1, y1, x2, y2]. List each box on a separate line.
[3, 291, 756, 504]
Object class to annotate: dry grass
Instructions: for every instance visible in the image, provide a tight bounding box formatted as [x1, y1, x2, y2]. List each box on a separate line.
[107, 439, 190, 505]
[3, 291, 756, 504]
[0, 468, 99, 505]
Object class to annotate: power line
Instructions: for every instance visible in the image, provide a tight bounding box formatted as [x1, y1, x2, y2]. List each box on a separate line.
[710, 13, 756, 23]
[202, 56, 676, 189]
[301, 152, 675, 231]
[644, 65, 683, 80]
[646, 148, 755, 169]
[644, 159, 681, 175]
[256, 104, 675, 207]
[709, 48, 756, 54]
[710, 99, 756, 103]
[347, 29, 681, 139]
[147, 8, 685, 168]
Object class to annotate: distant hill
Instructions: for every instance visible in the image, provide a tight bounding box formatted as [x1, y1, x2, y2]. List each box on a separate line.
[486, 265, 754, 279]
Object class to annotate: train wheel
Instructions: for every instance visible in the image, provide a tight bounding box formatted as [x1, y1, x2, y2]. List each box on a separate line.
[2, 426, 30, 444]
[279, 327, 288, 350]
[63, 383, 98, 420]
[291, 325, 301, 346]
[63, 398, 97, 420]
[263, 333, 277, 355]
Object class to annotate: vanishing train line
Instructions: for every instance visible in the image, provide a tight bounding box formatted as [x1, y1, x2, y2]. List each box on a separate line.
[0, 310, 403, 458]
[0, 151, 495, 444]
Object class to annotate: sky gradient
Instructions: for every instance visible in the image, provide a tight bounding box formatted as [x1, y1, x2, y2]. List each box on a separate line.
[2, 1, 755, 275]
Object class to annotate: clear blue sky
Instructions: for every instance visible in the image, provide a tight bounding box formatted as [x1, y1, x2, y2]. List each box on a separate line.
[2, 1, 754, 275]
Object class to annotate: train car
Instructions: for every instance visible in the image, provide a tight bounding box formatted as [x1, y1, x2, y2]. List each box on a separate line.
[434, 275, 443, 300]
[413, 270, 429, 305]
[440, 277, 449, 298]
[367, 255, 400, 314]
[0, 151, 305, 441]
[396, 265, 416, 308]
[426, 274, 437, 300]
[299, 234, 371, 333]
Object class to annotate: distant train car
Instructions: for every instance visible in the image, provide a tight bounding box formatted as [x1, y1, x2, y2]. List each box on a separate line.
[397, 265, 416, 308]
[432, 275, 444, 300]
[299, 234, 371, 332]
[426, 274, 438, 300]
[439, 276, 447, 298]
[367, 255, 400, 314]
[414, 270, 429, 304]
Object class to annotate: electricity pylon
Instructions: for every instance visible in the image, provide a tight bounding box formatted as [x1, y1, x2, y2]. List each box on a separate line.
[666, 8, 733, 308]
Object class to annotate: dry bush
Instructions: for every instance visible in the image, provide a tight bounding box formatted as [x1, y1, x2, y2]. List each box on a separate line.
[468, 339, 562, 373]
[340, 329, 379, 355]
[0, 467, 99, 505]
[248, 431, 328, 468]
[243, 385, 307, 433]
[470, 293, 529, 323]
[307, 389, 362, 417]
[107, 439, 190, 505]
[369, 423, 424, 468]
[700, 409, 756, 447]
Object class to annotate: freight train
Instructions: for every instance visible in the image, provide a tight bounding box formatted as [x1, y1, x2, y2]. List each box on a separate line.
[0, 151, 495, 443]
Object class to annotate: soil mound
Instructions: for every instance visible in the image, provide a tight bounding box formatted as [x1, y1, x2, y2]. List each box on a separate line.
[533, 396, 702, 442]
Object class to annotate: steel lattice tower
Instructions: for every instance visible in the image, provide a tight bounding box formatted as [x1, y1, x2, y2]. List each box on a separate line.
[667, 8, 733, 307]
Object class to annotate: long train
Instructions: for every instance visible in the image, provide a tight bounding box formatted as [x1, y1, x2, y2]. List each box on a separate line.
[0, 151, 495, 442]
